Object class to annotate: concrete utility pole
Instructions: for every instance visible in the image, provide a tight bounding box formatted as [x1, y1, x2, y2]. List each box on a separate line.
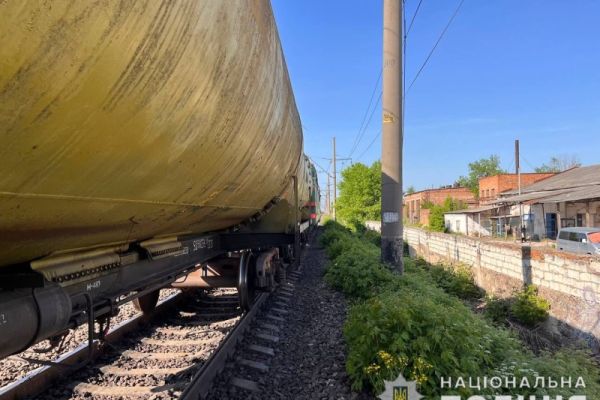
[516, 139, 524, 239]
[323, 139, 349, 219]
[332, 136, 337, 221]
[381, 0, 404, 272]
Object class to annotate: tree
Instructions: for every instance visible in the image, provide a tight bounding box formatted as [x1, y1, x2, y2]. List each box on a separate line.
[456, 155, 506, 197]
[336, 161, 381, 226]
[534, 154, 581, 173]
[406, 185, 416, 195]
[428, 197, 465, 232]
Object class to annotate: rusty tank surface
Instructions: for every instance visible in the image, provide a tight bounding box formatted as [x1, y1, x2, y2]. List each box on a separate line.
[0, 0, 312, 268]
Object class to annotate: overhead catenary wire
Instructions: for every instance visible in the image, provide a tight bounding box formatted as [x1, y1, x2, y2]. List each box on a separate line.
[521, 155, 537, 172]
[357, 130, 382, 161]
[406, 0, 424, 36]
[348, 70, 383, 158]
[507, 158, 515, 175]
[355, 0, 411, 164]
[351, 0, 418, 162]
[357, 0, 411, 164]
[349, 92, 382, 158]
[307, 155, 332, 178]
[406, 0, 465, 93]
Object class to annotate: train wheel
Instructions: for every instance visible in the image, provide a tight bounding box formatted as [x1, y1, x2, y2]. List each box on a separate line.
[238, 252, 256, 311]
[133, 289, 160, 314]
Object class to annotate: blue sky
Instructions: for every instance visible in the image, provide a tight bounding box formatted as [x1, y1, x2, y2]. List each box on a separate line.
[271, 0, 600, 193]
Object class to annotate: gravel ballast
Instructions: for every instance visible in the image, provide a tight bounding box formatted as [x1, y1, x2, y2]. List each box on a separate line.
[0, 289, 180, 389]
[208, 230, 368, 400]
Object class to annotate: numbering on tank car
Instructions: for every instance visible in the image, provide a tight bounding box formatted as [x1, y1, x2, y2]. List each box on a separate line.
[86, 280, 101, 291]
[193, 238, 214, 252]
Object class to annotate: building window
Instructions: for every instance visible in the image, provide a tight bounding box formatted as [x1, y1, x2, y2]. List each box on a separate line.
[491, 188, 495, 198]
[576, 213, 584, 227]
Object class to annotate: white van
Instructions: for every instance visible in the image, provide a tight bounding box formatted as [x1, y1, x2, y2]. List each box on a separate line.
[556, 227, 600, 255]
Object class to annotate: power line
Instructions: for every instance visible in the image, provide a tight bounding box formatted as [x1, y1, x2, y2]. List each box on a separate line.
[357, 130, 382, 161]
[356, 0, 412, 164]
[507, 158, 514, 175]
[406, 0, 465, 93]
[348, 70, 382, 157]
[406, 0, 424, 36]
[521, 155, 537, 172]
[307, 155, 332, 178]
[349, 92, 382, 157]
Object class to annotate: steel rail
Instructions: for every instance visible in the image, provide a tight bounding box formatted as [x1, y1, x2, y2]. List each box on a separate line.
[181, 292, 269, 399]
[0, 292, 183, 400]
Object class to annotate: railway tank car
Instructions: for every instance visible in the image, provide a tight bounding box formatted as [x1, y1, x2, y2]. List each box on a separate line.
[0, 1, 319, 360]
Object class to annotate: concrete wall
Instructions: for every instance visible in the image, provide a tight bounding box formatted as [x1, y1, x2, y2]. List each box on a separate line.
[403, 227, 600, 343]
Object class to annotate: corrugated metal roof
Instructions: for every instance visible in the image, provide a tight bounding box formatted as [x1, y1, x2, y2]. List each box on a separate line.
[493, 189, 571, 204]
[503, 165, 600, 195]
[496, 165, 600, 204]
[536, 184, 600, 203]
[445, 205, 498, 214]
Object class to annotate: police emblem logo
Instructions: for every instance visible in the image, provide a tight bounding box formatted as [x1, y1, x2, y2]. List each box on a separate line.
[378, 373, 423, 400]
[393, 386, 408, 400]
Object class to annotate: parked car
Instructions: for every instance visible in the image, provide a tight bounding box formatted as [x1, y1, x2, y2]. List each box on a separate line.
[556, 227, 600, 255]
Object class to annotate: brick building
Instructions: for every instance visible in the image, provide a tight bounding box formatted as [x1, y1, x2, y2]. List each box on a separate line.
[478, 173, 555, 203]
[404, 186, 476, 226]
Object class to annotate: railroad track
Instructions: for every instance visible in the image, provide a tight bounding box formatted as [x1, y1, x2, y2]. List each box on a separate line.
[65, 289, 244, 399]
[0, 289, 179, 399]
[0, 288, 239, 400]
[0, 267, 301, 400]
[196, 266, 303, 399]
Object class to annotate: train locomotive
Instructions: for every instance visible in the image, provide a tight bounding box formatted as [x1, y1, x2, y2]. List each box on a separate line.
[0, 1, 319, 360]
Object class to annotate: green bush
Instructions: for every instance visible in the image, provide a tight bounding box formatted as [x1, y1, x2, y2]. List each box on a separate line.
[414, 257, 428, 268]
[320, 222, 393, 300]
[320, 222, 600, 398]
[405, 257, 481, 300]
[361, 229, 381, 247]
[325, 247, 394, 300]
[428, 197, 466, 232]
[319, 220, 349, 247]
[319, 221, 372, 260]
[344, 285, 522, 396]
[483, 295, 512, 325]
[510, 285, 550, 327]
[420, 262, 482, 300]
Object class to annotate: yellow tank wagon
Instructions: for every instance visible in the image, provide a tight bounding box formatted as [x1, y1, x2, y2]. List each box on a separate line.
[0, 0, 312, 268]
[0, 0, 321, 360]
